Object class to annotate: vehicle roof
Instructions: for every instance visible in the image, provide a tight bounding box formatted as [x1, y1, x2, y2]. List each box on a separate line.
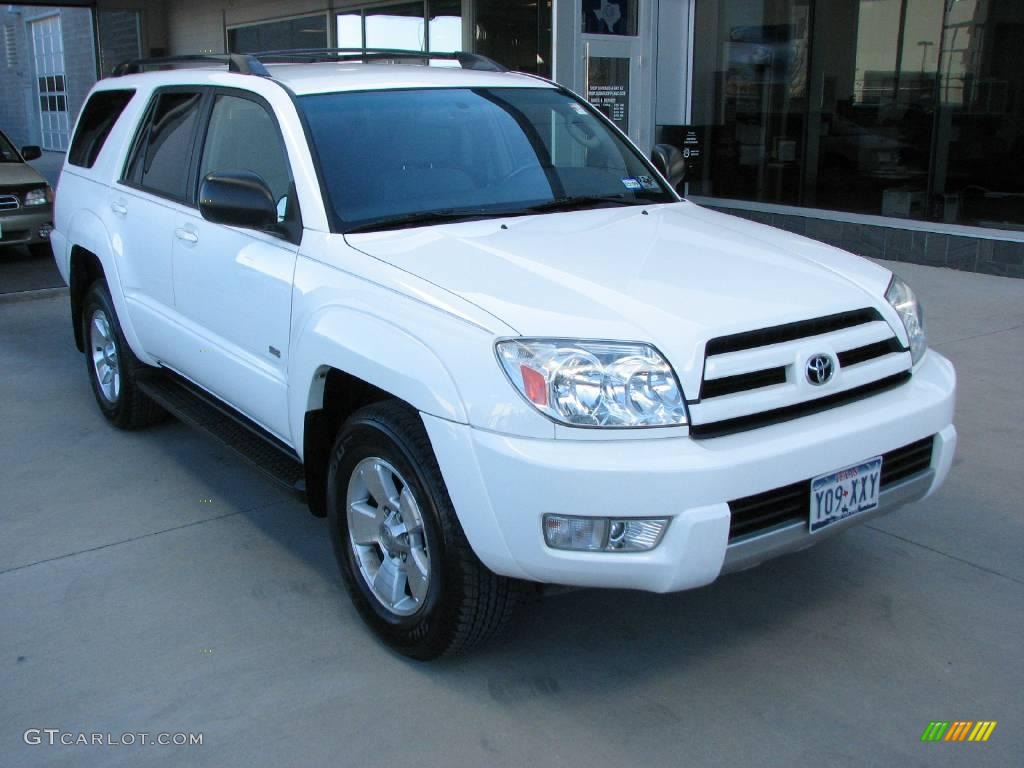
[99, 62, 556, 97]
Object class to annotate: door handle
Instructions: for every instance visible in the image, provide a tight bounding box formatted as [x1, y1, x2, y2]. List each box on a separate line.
[110, 201, 127, 216]
[174, 227, 198, 244]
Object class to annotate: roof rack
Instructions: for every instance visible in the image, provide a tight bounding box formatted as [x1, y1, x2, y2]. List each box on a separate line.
[112, 54, 270, 78]
[111, 48, 506, 78]
[251, 48, 507, 72]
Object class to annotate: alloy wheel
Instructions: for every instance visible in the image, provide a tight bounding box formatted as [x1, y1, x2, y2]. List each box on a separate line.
[89, 309, 120, 403]
[346, 457, 431, 617]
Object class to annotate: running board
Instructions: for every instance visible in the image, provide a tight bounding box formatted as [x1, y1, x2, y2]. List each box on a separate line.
[137, 370, 306, 501]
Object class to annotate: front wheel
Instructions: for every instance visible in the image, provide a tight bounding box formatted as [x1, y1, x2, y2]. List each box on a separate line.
[326, 401, 524, 659]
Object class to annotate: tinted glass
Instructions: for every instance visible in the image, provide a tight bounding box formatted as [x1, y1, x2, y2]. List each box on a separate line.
[474, 0, 552, 76]
[581, 0, 637, 36]
[0, 132, 20, 163]
[69, 89, 134, 168]
[198, 94, 292, 221]
[227, 14, 328, 53]
[684, 0, 1024, 231]
[130, 91, 203, 200]
[300, 87, 672, 230]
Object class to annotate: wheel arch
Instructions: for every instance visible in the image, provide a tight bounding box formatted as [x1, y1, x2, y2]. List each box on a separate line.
[65, 210, 144, 360]
[290, 306, 468, 516]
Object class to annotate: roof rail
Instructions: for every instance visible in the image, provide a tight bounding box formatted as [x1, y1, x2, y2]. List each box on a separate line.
[248, 48, 508, 72]
[111, 54, 270, 78]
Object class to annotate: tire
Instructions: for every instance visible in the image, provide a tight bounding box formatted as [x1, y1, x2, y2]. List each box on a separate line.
[81, 279, 165, 429]
[326, 400, 525, 659]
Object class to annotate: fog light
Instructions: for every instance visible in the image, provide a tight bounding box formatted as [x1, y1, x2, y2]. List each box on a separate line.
[607, 519, 669, 551]
[38, 224, 52, 239]
[543, 515, 607, 551]
[542, 515, 669, 552]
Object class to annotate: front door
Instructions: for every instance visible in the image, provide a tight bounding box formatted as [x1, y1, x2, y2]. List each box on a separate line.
[555, 0, 656, 153]
[171, 91, 299, 442]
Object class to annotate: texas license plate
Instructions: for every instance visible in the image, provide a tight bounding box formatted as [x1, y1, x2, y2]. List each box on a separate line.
[809, 457, 883, 533]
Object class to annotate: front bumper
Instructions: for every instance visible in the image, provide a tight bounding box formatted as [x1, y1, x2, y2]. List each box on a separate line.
[0, 207, 53, 247]
[424, 350, 956, 592]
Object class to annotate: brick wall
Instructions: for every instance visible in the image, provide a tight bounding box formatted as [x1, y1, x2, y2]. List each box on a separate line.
[0, 6, 96, 150]
[0, 8, 32, 147]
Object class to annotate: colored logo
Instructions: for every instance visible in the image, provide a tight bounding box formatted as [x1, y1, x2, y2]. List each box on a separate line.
[921, 721, 997, 742]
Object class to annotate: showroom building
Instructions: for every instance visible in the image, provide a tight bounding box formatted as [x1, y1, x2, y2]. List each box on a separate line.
[7, 0, 1024, 276]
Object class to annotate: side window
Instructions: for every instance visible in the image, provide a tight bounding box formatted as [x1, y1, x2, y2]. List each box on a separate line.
[124, 90, 204, 200]
[198, 94, 293, 222]
[68, 89, 135, 168]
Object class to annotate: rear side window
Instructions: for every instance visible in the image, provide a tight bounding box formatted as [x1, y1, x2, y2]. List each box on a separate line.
[68, 89, 135, 168]
[124, 90, 204, 201]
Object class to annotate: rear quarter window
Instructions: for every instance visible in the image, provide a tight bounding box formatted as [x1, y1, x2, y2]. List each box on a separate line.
[68, 89, 135, 168]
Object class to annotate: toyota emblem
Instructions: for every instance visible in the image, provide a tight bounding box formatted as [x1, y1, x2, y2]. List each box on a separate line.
[806, 354, 835, 386]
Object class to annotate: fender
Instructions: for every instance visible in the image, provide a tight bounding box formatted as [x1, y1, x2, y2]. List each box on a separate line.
[65, 208, 153, 365]
[288, 304, 467, 459]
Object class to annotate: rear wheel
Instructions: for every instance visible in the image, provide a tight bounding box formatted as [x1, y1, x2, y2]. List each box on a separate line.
[327, 400, 525, 659]
[82, 279, 165, 429]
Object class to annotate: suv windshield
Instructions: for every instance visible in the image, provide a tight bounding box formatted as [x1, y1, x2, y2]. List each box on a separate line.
[0, 132, 22, 163]
[300, 87, 676, 232]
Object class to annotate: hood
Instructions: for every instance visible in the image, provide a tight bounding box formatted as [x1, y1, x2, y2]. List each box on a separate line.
[0, 160, 46, 188]
[346, 201, 893, 395]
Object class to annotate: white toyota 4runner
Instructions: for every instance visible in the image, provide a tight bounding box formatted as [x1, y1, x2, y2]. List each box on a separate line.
[51, 51, 956, 659]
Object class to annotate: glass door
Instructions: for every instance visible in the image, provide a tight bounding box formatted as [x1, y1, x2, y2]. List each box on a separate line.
[556, 1, 656, 151]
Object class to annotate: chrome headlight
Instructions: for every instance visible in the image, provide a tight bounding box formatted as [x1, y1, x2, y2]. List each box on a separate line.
[886, 275, 926, 365]
[23, 187, 51, 206]
[496, 339, 687, 427]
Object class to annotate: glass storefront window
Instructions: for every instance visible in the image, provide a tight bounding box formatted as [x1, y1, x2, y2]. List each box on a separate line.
[227, 14, 328, 54]
[429, 0, 463, 52]
[581, 0, 637, 36]
[337, 2, 462, 53]
[682, 0, 1024, 232]
[474, 0, 552, 76]
[365, 3, 425, 51]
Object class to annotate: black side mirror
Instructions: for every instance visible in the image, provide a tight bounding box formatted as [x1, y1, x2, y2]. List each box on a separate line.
[21, 145, 42, 161]
[198, 171, 277, 231]
[651, 143, 686, 192]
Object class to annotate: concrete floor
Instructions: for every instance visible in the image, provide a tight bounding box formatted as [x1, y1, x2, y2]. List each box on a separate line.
[1, 260, 1021, 767]
[0, 244, 63, 293]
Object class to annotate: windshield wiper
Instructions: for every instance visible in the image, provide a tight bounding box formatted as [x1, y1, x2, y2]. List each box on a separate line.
[343, 196, 651, 234]
[518, 195, 650, 214]
[344, 209, 500, 234]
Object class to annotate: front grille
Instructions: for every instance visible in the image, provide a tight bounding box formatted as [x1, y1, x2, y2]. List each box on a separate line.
[700, 367, 787, 399]
[837, 338, 903, 368]
[879, 436, 934, 486]
[0, 194, 19, 211]
[690, 372, 910, 439]
[727, 435, 935, 541]
[704, 308, 882, 356]
[692, 306, 911, 437]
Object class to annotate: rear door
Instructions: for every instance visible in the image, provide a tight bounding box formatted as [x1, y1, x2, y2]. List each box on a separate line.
[112, 88, 206, 358]
[170, 90, 299, 442]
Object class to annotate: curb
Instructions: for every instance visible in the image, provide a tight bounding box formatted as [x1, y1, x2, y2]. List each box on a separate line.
[0, 286, 68, 304]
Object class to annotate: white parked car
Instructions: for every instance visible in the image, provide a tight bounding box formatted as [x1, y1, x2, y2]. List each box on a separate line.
[51, 51, 956, 659]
